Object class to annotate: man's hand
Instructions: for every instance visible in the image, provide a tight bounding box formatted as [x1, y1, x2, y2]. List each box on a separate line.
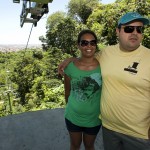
[58, 57, 77, 76]
[148, 127, 150, 139]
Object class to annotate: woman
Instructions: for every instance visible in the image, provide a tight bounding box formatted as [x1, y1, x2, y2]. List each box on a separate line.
[64, 29, 102, 150]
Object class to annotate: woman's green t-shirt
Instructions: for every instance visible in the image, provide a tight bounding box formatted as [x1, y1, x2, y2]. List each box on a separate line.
[64, 62, 102, 127]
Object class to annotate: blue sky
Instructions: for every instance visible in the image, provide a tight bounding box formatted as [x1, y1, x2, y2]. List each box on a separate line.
[0, 0, 115, 45]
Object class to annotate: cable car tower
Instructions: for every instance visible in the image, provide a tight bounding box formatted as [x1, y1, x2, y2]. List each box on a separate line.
[13, 0, 53, 27]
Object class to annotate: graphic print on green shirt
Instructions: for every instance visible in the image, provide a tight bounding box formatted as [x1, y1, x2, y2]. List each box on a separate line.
[71, 73, 100, 102]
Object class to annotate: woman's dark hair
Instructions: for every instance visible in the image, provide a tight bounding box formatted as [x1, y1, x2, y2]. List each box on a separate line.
[77, 29, 98, 44]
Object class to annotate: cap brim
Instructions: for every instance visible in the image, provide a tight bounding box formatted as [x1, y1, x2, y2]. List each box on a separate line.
[118, 17, 149, 26]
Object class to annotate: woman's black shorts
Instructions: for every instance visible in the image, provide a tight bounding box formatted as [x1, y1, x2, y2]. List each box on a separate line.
[65, 118, 101, 135]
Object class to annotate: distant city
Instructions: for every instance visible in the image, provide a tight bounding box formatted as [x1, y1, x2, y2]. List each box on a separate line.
[0, 44, 42, 52]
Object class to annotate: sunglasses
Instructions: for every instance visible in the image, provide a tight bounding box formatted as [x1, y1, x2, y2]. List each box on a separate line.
[122, 26, 144, 34]
[80, 40, 97, 47]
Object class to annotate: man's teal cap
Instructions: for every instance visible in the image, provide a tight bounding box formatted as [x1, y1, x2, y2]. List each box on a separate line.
[118, 12, 149, 27]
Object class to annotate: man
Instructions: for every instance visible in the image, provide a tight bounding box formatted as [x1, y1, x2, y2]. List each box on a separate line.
[58, 12, 150, 150]
[96, 12, 150, 150]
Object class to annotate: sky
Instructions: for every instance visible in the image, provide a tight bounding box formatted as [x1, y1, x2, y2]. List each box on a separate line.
[0, 0, 115, 45]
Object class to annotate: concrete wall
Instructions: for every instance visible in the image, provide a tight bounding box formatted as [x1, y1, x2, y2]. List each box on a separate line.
[0, 108, 104, 150]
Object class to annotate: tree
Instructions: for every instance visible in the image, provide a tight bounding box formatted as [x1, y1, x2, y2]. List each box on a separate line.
[46, 11, 66, 29]
[47, 18, 77, 55]
[11, 53, 43, 105]
[67, 0, 99, 24]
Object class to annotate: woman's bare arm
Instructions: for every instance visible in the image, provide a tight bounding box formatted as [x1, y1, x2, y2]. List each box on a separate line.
[64, 74, 71, 103]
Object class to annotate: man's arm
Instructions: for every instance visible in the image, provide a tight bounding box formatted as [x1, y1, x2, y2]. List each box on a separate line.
[58, 50, 102, 76]
[58, 57, 77, 76]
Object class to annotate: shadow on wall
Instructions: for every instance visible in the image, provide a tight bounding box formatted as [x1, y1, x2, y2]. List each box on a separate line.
[0, 108, 104, 150]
